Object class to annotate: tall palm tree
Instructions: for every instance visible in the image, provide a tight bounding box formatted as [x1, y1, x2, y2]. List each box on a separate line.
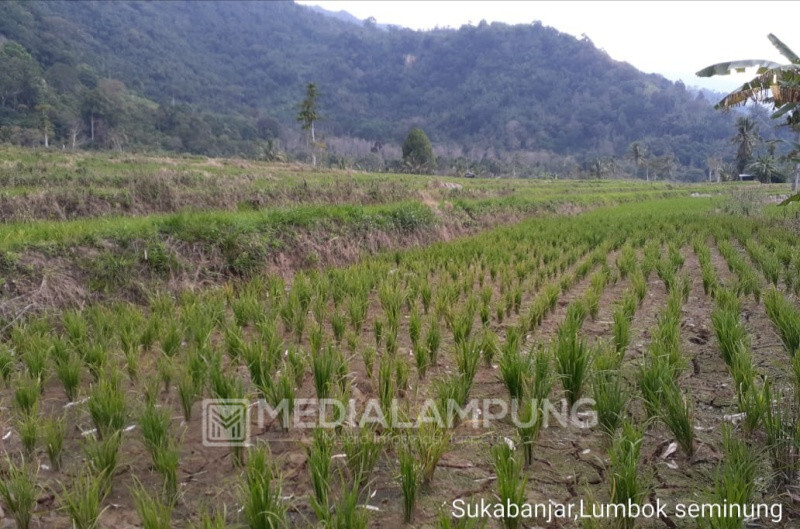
[732, 117, 761, 175]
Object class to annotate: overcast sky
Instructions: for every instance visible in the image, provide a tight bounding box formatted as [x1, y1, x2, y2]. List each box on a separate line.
[297, 1, 795, 94]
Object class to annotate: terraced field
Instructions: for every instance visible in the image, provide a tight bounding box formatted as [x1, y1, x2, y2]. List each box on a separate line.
[0, 148, 798, 528]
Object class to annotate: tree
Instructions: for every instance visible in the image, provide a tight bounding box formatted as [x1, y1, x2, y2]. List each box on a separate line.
[747, 154, 784, 183]
[731, 117, 761, 175]
[707, 155, 722, 183]
[0, 41, 43, 110]
[780, 129, 800, 192]
[648, 154, 676, 181]
[698, 34, 800, 191]
[629, 142, 648, 180]
[402, 128, 436, 173]
[36, 104, 52, 147]
[696, 34, 800, 125]
[297, 83, 319, 167]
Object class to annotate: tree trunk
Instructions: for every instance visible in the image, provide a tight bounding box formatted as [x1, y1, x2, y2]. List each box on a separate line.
[645, 166, 649, 182]
[310, 122, 316, 167]
[90, 114, 95, 142]
[793, 163, 799, 193]
[44, 132, 49, 148]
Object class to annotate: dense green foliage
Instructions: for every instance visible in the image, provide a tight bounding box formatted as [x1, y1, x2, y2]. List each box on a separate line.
[402, 128, 435, 173]
[0, 1, 736, 175]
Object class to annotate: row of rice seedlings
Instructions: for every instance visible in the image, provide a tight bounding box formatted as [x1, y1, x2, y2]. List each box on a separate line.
[608, 421, 649, 529]
[499, 326, 527, 401]
[637, 281, 695, 456]
[60, 470, 108, 529]
[762, 388, 800, 489]
[0, 344, 13, 385]
[716, 237, 762, 301]
[640, 239, 661, 279]
[139, 400, 181, 499]
[43, 415, 66, 471]
[326, 483, 370, 529]
[416, 421, 451, 484]
[397, 436, 423, 524]
[743, 238, 782, 287]
[131, 478, 174, 529]
[794, 354, 800, 409]
[638, 352, 675, 419]
[342, 427, 382, 489]
[208, 366, 247, 466]
[311, 345, 347, 400]
[434, 372, 474, 428]
[583, 261, 614, 321]
[612, 268, 648, 359]
[84, 430, 123, 495]
[492, 442, 526, 529]
[308, 428, 333, 521]
[524, 246, 607, 332]
[593, 349, 628, 437]
[763, 288, 800, 357]
[516, 346, 554, 466]
[0, 458, 38, 529]
[660, 380, 695, 457]
[698, 425, 758, 529]
[554, 302, 593, 407]
[693, 237, 719, 296]
[711, 287, 762, 429]
[653, 283, 688, 375]
[241, 444, 287, 529]
[88, 369, 127, 439]
[615, 243, 638, 279]
[10, 326, 51, 382]
[454, 338, 481, 387]
[753, 226, 800, 291]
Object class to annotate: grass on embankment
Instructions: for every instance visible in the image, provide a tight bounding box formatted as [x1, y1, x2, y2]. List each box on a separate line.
[0, 186, 716, 253]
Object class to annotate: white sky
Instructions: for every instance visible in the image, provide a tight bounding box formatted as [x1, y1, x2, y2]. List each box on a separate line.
[297, 0, 796, 94]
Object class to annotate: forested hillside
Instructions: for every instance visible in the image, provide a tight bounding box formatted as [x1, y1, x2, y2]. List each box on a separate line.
[0, 1, 735, 177]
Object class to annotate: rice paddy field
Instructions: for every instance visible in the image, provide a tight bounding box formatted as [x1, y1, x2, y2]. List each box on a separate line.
[0, 147, 799, 528]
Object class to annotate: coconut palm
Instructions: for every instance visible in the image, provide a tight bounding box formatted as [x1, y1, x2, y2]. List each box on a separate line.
[732, 117, 761, 175]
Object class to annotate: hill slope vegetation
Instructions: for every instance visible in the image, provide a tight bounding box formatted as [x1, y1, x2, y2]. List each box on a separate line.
[0, 1, 731, 175]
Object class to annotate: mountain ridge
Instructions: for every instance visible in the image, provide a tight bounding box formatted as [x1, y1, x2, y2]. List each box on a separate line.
[0, 1, 734, 177]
